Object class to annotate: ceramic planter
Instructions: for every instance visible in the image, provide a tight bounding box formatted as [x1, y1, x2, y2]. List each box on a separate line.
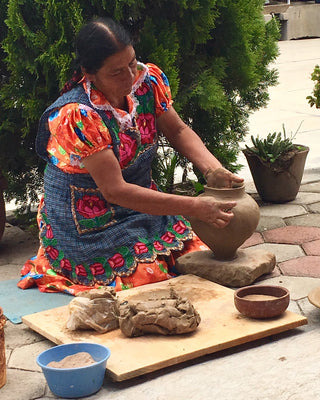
[243, 145, 309, 203]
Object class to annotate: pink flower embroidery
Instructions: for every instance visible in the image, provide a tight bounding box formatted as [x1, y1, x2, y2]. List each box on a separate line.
[150, 181, 158, 191]
[154, 241, 164, 251]
[60, 258, 72, 271]
[45, 224, 54, 239]
[136, 113, 156, 144]
[108, 253, 125, 269]
[134, 242, 149, 254]
[76, 195, 108, 219]
[119, 132, 137, 168]
[105, 110, 113, 120]
[173, 220, 187, 235]
[90, 262, 105, 276]
[75, 264, 87, 277]
[161, 231, 175, 244]
[46, 246, 59, 260]
[135, 82, 150, 96]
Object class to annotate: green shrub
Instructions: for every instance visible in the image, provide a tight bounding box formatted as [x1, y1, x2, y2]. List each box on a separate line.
[0, 0, 280, 204]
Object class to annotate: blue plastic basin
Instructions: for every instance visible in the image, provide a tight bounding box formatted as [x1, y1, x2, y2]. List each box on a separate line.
[36, 342, 111, 398]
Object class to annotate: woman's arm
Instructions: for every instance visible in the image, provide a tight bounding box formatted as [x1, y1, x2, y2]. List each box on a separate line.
[156, 106, 243, 187]
[82, 148, 236, 228]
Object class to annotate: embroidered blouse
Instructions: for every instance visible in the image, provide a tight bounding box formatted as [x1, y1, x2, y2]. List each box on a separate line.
[46, 63, 173, 173]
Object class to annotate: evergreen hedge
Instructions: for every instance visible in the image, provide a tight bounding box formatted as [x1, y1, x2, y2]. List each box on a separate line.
[0, 0, 279, 205]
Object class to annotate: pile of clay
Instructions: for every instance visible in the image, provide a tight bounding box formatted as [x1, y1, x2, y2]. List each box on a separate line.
[66, 287, 119, 333]
[66, 287, 201, 337]
[118, 288, 201, 337]
[47, 352, 96, 369]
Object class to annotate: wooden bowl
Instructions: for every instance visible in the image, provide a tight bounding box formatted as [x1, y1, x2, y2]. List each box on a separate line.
[234, 285, 290, 319]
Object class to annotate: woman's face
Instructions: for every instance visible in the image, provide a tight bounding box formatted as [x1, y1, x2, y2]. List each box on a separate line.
[84, 45, 138, 105]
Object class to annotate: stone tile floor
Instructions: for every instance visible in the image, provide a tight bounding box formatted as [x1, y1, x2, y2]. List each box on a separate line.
[2, 170, 320, 399]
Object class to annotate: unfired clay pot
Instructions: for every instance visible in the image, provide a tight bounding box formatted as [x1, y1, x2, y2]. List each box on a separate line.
[188, 183, 260, 260]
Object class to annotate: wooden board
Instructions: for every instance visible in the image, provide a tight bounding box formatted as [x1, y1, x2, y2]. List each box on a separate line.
[22, 275, 307, 381]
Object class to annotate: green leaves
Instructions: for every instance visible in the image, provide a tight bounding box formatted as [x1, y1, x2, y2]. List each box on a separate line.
[245, 123, 302, 163]
[0, 0, 279, 205]
[307, 64, 320, 109]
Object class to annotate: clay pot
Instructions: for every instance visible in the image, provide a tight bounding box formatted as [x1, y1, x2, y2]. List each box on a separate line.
[0, 307, 6, 388]
[243, 145, 309, 203]
[188, 183, 260, 260]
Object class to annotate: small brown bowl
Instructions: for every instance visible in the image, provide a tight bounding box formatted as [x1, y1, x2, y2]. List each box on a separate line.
[234, 285, 290, 319]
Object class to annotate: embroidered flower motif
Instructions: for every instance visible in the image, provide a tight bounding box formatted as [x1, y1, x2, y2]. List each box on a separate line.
[135, 82, 150, 96]
[136, 113, 156, 144]
[150, 181, 158, 191]
[119, 132, 137, 168]
[105, 110, 113, 120]
[161, 231, 176, 244]
[60, 258, 72, 271]
[153, 241, 165, 251]
[108, 253, 125, 269]
[76, 195, 108, 219]
[173, 220, 187, 235]
[46, 246, 59, 260]
[75, 264, 87, 277]
[45, 224, 54, 239]
[134, 242, 149, 254]
[90, 262, 105, 276]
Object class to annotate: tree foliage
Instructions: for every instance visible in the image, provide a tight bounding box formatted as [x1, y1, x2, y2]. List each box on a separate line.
[0, 0, 279, 204]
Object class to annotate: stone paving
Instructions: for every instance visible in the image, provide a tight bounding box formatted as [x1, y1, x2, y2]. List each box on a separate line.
[2, 170, 320, 400]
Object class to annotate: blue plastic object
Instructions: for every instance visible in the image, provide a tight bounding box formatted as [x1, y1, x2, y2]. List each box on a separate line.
[36, 342, 111, 398]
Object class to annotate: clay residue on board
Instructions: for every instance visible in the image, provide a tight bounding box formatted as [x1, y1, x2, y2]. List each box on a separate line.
[47, 352, 96, 369]
[118, 288, 201, 337]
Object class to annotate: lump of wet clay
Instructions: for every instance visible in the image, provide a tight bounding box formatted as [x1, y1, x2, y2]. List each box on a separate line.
[66, 287, 119, 333]
[118, 289, 201, 337]
[47, 352, 96, 369]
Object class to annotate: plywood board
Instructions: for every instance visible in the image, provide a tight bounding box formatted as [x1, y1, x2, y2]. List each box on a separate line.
[23, 275, 307, 381]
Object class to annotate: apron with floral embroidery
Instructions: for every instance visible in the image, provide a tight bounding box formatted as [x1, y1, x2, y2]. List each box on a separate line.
[35, 79, 193, 287]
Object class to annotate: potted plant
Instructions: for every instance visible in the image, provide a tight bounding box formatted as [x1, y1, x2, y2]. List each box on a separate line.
[242, 124, 309, 203]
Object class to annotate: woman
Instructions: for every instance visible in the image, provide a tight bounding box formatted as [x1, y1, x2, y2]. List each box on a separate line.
[19, 18, 243, 295]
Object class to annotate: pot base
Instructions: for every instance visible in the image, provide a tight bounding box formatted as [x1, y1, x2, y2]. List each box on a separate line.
[175, 248, 276, 287]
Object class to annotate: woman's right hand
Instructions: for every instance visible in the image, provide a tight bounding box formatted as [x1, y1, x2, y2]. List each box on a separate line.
[193, 196, 237, 229]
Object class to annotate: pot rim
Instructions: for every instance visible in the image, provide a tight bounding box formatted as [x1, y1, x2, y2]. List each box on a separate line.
[204, 182, 245, 191]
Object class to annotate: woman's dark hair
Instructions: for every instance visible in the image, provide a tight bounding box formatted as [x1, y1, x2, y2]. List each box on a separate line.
[61, 18, 132, 94]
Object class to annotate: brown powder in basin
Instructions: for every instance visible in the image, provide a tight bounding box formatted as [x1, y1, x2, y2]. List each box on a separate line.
[47, 351, 96, 369]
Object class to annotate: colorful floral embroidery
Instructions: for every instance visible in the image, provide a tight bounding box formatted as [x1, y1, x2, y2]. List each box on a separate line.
[136, 113, 156, 144]
[46, 64, 170, 173]
[76, 195, 109, 219]
[70, 186, 116, 234]
[90, 262, 105, 276]
[173, 220, 187, 235]
[40, 198, 192, 286]
[108, 253, 125, 269]
[119, 132, 138, 168]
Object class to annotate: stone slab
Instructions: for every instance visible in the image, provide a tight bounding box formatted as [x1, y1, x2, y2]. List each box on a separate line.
[175, 248, 276, 287]
[285, 214, 320, 227]
[253, 243, 305, 263]
[259, 204, 307, 219]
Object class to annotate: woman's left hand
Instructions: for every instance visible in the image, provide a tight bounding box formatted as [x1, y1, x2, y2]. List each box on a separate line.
[205, 167, 244, 188]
